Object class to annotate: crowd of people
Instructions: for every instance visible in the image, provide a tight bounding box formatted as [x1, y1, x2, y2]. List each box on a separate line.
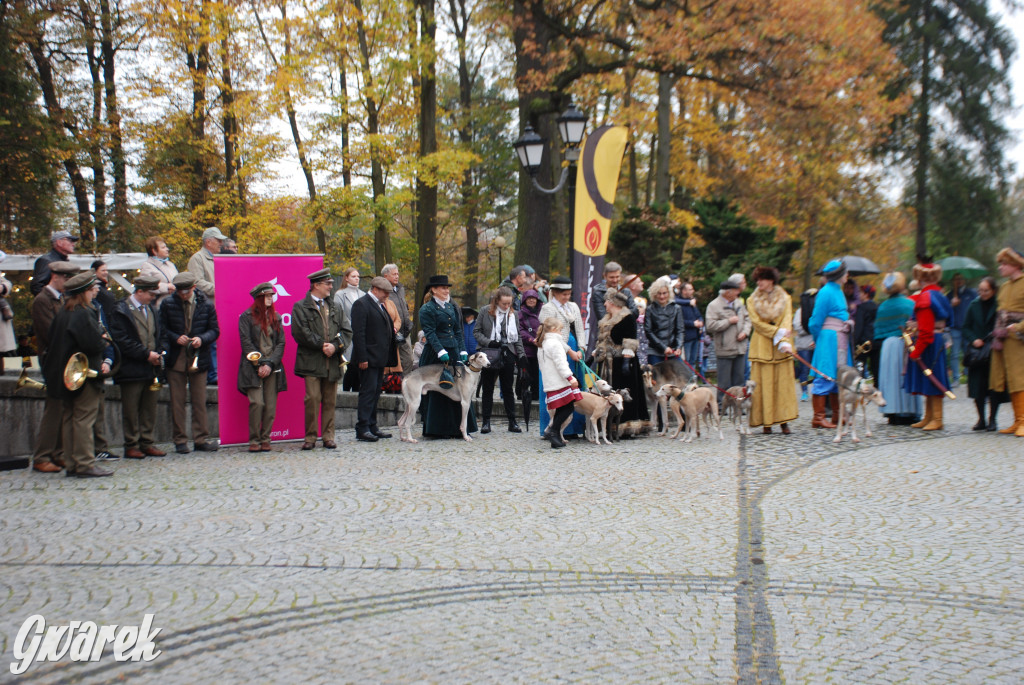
[14, 224, 1024, 473]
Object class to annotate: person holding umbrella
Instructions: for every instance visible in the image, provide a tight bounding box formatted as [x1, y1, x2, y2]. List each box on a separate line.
[947, 272, 977, 387]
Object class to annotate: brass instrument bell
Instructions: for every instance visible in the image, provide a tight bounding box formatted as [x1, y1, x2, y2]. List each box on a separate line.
[15, 368, 46, 392]
[63, 352, 99, 391]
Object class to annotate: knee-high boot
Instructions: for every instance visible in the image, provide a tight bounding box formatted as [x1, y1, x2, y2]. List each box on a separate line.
[811, 394, 835, 429]
[922, 396, 943, 430]
[911, 396, 933, 428]
[999, 391, 1024, 435]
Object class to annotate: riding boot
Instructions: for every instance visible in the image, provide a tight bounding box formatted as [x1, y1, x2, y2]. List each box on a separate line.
[829, 393, 842, 425]
[922, 396, 943, 430]
[973, 397, 987, 431]
[987, 397, 999, 432]
[811, 394, 835, 429]
[1000, 391, 1024, 434]
[911, 397, 933, 428]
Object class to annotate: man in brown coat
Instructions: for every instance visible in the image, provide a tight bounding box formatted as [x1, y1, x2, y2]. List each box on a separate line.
[30, 261, 78, 473]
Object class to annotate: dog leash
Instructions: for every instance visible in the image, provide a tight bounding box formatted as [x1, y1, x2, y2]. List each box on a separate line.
[677, 356, 742, 400]
[785, 350, 867, 396]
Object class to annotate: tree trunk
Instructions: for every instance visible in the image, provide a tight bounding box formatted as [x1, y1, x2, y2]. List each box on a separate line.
[448, 0, 478, 306]
[654, 72, 675, 207]
[415, 0, 438, 306]
[914, 0, 933, 257]
[221, 29, 237, 231]
[624, 67, 639, 207]
[99, 0, 126, 236]
[80, 0, 105, 247]
[24, 23, 93, 237]
[186, 0, 210, 212]
[512, 0, 558, 275]
[353, 0, 392, 269]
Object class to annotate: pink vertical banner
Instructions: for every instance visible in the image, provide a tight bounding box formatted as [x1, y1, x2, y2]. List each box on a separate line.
[214, 254, 324, 446]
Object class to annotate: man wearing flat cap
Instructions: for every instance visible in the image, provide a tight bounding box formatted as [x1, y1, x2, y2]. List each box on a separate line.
[28, 260, 81, 473]
[29, 261, 81, 473]
[31, 229, 79, 296]
[159, 271, 220, 453]
[43, 272, 113, 477]
[188, 226, 227, 384]
[350, 276, 398, 441]
[291, 268, 350, 449]
[705, 280, 752, 410]
[110, 275, 167, 459]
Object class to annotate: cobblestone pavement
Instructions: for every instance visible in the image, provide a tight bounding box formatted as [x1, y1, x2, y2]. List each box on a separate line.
[1, 396, 1021, 683]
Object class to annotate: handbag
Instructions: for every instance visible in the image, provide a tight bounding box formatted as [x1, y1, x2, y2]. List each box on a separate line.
[482, 346, 503, 370]
[963, 338, 992, 369]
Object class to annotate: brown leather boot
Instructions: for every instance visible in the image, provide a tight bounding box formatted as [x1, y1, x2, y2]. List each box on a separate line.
[829, 393, 845, 425]
[812, 394, 836, 429]
[999, 391, 1023, 434]
[911, 397, 933, 428]
[922, 396, 943, 430]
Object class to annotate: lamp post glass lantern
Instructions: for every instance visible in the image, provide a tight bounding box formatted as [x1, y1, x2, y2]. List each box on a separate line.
[512, 98, 589, 279]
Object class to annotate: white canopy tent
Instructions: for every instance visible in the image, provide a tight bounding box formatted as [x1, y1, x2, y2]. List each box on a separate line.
[0, 252, 148, 293]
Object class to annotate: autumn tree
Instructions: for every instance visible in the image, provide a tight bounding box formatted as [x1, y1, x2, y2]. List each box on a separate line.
[876, 0, 1015, 255]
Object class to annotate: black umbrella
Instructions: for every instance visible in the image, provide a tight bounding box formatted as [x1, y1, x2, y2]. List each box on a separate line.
[815, 255, 881, 277]
[515, 364, 532, 431]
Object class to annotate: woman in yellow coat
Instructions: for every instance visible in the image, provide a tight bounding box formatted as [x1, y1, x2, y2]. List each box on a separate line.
[991, 246, 1024, 436]
[747, 266, 799, 434]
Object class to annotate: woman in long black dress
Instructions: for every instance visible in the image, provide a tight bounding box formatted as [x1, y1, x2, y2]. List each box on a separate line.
[593, 291, 649, 423]
[417, 275, 478, 437]
[963, 276, 1007, 431]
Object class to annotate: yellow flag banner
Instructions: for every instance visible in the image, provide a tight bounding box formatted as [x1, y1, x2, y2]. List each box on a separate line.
[572, 125, 628, 352]
[573, 125, 628, 257]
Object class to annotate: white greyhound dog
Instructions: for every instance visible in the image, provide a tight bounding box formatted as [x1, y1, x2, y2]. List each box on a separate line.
[397, 352, 490, 443]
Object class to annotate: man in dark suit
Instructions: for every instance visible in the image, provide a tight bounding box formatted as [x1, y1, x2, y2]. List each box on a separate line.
[350, 276, 398, 442]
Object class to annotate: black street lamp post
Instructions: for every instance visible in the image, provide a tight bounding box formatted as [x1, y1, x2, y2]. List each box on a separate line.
[512, 99, 588, 279]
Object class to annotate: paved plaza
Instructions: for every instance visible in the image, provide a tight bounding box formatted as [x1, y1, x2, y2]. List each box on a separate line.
[1, 397, 1022, 683]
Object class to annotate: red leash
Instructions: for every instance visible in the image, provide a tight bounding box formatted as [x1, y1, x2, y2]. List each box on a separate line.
[675, 355, 743, 400]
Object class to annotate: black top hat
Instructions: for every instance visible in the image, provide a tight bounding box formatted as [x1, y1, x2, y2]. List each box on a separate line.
[427, 275, 452, 288]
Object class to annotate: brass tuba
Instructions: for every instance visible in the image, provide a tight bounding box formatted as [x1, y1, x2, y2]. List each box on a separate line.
[15, 368, 46, 392]
[63, 352, 99, 391]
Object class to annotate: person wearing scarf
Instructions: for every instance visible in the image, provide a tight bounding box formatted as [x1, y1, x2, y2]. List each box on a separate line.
[474, 286, 526, 433]
[747, 266, 798, 434]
